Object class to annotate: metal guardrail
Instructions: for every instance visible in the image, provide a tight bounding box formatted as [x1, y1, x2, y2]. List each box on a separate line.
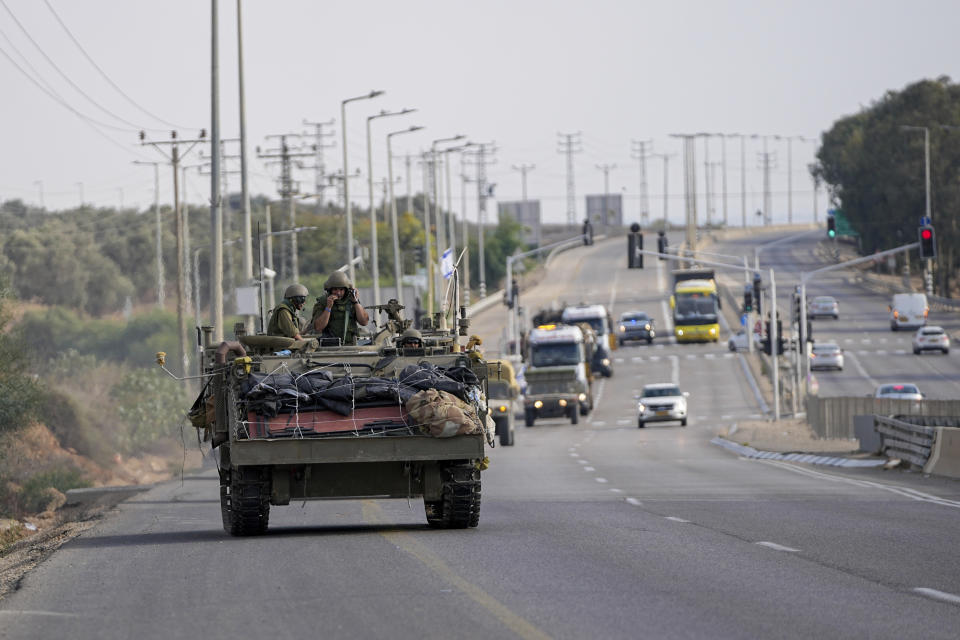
[806, 396, 960, 438]
[875, 415, 937, 467]
[927, 294, 960, 312]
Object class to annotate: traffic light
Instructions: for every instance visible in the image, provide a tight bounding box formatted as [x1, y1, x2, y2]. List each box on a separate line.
[743, 286, 753, 313]
[414, 245, 426, 265]
[752, 274, 762, 316]
[627, 225, 644, 268]
[793, 293, 802, 328]
[919, 225, 937, 259]
[827, 216, 837, 238]
[657, 230, 667, 259]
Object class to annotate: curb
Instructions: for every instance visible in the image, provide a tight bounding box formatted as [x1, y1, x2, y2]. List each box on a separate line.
[711, 437, 885, 468]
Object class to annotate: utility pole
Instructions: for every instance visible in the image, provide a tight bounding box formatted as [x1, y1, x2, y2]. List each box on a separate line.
[465, 142, 496, 298]
[653, 153, 676, 225]
[460, 169, 473, 305]
[235, 0, 253, 328]
[702, 135, 712, 226]
[140, 129, 206, 377]
[557, 132, 582, 226]
[756, 139, 777, 226]
[631, 139, 652, 224]
[720, 134, 729, 226]
[511, 162, 535, 207]
[404, 153, 413, 219]
[669, 134, 699, 249]
[740, 135, 747, 227]
[33, 180, 44, 209]
[210, 0, 223, 343]
[595, 163, 616, 228]
[303, 118, 336, 214]
[258, 134, 313, 282]
[133, 160, 164, 308]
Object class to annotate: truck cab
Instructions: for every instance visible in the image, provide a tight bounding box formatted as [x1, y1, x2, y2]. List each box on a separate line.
[522, 324, 593, 426]
[560, 303, 616, 377]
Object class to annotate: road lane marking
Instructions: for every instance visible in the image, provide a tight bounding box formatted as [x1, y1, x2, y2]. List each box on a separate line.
[614, 357, 624, 363]
[584, 466, 595, 472]
[0, 611, 82, 618]
[754, 459, 960, 508]
[609, 488, 623, 493]
[608, 269, 620, 310]
[362, 502, 552, 640]
[755, 541, 800, 553]
[843, 350, 879, 387]
[592, 421, 606, 426]
[569, 452, 579, 457]
[616, 419, 631, 425]
[577, 459, 588, 465]
[649, 355, 661, 361]
[913, 588, 960, 606]
[670, 355, 679, 386]
[626, 498, 642, 506]
[664, 516, 690, 523]
[595, 477, 608, 483]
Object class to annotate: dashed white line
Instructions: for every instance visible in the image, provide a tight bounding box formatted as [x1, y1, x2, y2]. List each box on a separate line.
[569, 452, 579, 457]
[595, 477, 608, 484]
[895, 349, 907, 355]
[592, 421, 606, 426]
[626, 498, 642, 506]
[577, 459, 588, 465]
[755, 541, 800, 553]
[665, 516, 690, 523]
[649, 355, 661, 361]
[583, 466, 595, 472]
[614, 357, 625, 364]
[609, 488, 623, 493]
[685, 354, 697, 360]
[616, 419, 631, 426]
[720, 415, 733, 420]
[913, 587, 960, 606]
[704, 353, 715, 359]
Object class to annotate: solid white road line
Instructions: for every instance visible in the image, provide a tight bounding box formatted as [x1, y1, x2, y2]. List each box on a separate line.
[665, 516, 690, 523]
[755, 541, 800, 553]
[844, 350, 879, 387]
[913, 588, 960, 606]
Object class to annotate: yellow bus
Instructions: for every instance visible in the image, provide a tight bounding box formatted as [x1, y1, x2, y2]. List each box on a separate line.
[671, 275, 720, 343]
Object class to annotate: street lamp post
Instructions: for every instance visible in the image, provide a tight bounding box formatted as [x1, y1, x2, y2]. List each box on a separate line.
[341, 90, 384, 286]
[366, 108, 415, 308]
[386, 125, 424, 307]
[901, 124, 933, 296]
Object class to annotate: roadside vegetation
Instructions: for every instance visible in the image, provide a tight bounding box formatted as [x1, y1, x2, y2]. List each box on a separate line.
[813, 76, 960, 296]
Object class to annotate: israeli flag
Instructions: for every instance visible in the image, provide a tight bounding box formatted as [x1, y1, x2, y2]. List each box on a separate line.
[440, 248, 454, 279]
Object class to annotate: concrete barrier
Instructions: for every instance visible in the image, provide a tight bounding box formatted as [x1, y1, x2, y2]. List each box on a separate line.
[925, 427, 960, 478]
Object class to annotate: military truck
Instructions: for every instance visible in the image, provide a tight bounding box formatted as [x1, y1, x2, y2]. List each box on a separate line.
[522, 323, 593, 426]
[486, 359, 520, 446]
[186, 306, 492, 536]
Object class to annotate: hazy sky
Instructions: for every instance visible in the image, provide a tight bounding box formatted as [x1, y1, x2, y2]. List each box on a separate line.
[2, 0, 958, 225]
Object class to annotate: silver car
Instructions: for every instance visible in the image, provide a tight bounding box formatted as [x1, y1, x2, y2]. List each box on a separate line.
[809, 342, 844, 370]
[912, 326, 950, 355]
[808, 296, 840, 319]
[875, 383, 923, 400]
[636, 383, 688, 428]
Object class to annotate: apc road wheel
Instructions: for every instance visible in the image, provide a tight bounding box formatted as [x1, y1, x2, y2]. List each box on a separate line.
[425, 463, 481, 529]
[221, 461, 271, 537]
[496, 417, 515, 446]
[570, 406, 579, 425]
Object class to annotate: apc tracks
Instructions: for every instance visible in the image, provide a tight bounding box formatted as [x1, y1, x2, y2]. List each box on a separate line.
[425, 463, 481, 529]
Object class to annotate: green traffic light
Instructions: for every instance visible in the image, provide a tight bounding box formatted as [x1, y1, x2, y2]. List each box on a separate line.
[827, 230, 836, 238]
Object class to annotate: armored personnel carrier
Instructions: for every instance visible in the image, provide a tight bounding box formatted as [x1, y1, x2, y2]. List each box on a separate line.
[187, 303, 492, 536]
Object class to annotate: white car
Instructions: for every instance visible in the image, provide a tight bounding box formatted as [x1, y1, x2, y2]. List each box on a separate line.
[912, 326, 950, 355]
[808, 296, 840, 319]
[809, 342, 844, 370]
[874, 383, 923, 401]
[637, 383, 688, 428]
[727, 329, 762, 352]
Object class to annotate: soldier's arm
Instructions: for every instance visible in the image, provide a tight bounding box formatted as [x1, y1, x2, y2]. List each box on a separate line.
[313, 306, 332, 332]
[354, 300, 369, 326]
[279, 309, 302, 340]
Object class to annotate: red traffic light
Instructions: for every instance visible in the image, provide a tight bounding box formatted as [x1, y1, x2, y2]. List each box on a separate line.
[921, 228, 933, 240]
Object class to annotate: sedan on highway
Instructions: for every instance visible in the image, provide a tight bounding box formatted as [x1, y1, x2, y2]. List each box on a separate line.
[809, 342, 844, 371]
[912, 326, 950, 355]
[636, 383, 688, 428]
[808, 295, 840, 319]
[618, 311, 656, 344]
[874, 383, 924, 400]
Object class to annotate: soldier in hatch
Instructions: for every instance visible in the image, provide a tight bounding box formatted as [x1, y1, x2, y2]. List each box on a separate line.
[398, 327, 423, 349]
[267, 283, 308, 340]
[311, 271, 370, 345]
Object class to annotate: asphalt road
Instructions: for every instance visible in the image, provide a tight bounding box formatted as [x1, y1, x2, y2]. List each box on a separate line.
[3, 232, 960, 640]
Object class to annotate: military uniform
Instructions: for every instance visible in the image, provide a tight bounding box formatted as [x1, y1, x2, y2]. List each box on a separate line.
[312, 297, 359, 345]
[267, 299, 303, 338]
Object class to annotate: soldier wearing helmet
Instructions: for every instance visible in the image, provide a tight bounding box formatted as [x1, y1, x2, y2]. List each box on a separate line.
[267, 283, 308, 339]
[398, 327, 423, 349]
[311, 270, 369, 345]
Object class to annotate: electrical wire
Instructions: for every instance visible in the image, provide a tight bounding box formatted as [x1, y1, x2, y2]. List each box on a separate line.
[0, 41, 152, 159]
[0, 0, 162, 133]
[42, 0, 187, 130]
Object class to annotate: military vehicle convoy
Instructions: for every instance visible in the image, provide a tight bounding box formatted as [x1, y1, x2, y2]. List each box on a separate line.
[522, 323, 594, 426]
[485, 358, 520, 446]
[186, 305, 493, 536]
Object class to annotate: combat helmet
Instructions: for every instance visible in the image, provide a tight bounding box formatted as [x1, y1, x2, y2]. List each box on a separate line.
[324, 270, 353, 290]
[283, 283, 308, 299]
[399, 327, 423, 346]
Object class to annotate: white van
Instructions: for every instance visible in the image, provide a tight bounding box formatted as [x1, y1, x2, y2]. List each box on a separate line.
[889, 293, 928, 331]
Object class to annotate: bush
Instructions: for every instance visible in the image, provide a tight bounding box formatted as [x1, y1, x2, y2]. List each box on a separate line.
[110, 368, 189, 454]
[18, 468, 89, 513]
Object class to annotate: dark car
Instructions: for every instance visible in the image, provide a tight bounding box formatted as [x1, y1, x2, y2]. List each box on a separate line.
[618, 311, 656, 345]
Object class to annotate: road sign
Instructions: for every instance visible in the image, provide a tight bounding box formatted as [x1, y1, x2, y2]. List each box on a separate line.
[920, 216, 931, 226]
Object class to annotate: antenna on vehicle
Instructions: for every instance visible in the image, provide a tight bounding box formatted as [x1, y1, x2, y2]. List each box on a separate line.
[256, 222, 264, 334]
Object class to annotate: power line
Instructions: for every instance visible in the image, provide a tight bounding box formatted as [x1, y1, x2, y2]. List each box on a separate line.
[0, 0, 160, 133]
[557, 131, 583, 225]
[41, 0, 186, 129]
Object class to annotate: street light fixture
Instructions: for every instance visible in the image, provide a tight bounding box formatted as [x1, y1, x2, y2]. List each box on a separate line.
[341, 90, 384, 285]
[366, 108, 415, 308]
[386, 125, 425, 307]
